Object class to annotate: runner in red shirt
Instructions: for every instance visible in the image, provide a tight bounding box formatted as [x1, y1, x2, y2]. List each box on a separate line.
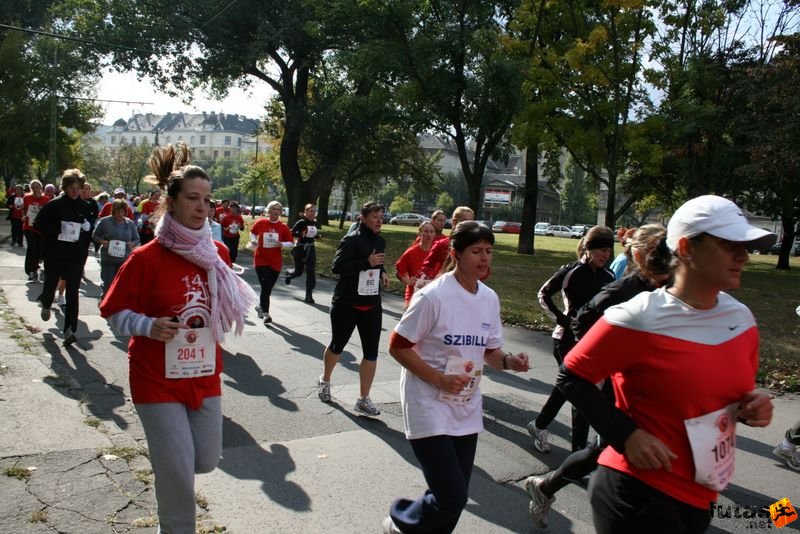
[99, 143, 255, 534]
[395, 221, 436, 306]
[22, 180, 50, 282]
[99, 187, 134, 219]
[220, 202, 245, 264]
[137, 190, 161, 245]
[249, 200, 293, 324]
[6, 184, 24, 247]
[557, 195, 776, 533]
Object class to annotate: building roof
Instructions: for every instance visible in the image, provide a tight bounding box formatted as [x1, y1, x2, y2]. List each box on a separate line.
[104, 112, 259, 135]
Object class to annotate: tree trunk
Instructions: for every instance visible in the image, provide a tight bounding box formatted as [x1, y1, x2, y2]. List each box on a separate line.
[317, 183, 332, 226]
[517, 143, 540, 255]
[340, 181, 353, 230]
[776, 212, 796, 270]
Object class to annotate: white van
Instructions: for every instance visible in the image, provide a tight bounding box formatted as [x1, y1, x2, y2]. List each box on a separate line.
[534, 222, 550, 236]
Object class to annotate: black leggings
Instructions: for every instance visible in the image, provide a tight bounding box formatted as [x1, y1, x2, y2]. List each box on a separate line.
[328, 302, 382, 360]
[41, 256, 85, 335]
[540, 437, 605, 497]
[536, 335, 590, 451]
[287, 244, 316, 298]
[222, 235, 240, 264]
[24, 230, 43, 275]
[10, 218, 23, 246]
[590, 466, 711, 534]
[255, 265, 280, 312]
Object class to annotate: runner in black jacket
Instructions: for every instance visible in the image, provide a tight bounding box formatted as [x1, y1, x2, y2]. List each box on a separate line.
[34, 169, 95, 346]
[318, 202, 389, 417]
[285, 203, 322, 303]
[527, 226, 616, 454]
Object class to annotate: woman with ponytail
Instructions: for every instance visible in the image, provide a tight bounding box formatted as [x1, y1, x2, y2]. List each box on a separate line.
[99, 143, 256, 534]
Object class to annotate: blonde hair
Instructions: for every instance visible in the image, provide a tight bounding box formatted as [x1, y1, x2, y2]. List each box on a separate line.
[451, 206, 474, 224]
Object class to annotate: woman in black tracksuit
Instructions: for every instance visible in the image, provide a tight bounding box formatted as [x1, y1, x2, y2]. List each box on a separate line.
[34, 169, 95, 346]
[285, 203, 321, 303]
[526, 226, 616, 454]
[317, 202, 388, 417]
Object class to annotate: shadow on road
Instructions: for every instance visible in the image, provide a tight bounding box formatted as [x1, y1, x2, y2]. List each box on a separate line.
[219, 416, 311, 511]
[43, 334, 129, 430]
[265, 322, 360, 374]
[222, 349, 299, 412]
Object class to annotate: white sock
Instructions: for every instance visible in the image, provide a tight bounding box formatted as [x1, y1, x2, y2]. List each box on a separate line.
[780, 438, 795, 451]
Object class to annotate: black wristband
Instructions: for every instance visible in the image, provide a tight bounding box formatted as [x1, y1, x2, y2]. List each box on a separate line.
[502, 353, 510, 370]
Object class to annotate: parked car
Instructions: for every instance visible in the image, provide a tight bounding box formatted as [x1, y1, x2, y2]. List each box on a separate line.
[534, 222, 550, 235]
[492, 221, 507, 232]
[546, 225, 572, 238]
[474, 220, 491, 229]
[766, 240, 800, 256]
[389, 213, 430, 226]
[252, 205, 267, 216]
[502, 222, 522, 234]
[569, 224, 593, 238]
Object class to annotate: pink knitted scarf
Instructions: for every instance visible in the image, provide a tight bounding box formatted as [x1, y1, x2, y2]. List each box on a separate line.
[155, 212, 256, 343]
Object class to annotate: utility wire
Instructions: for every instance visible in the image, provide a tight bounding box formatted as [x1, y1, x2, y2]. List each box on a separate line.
[0, 23, 156, 54]
[200, 0, 240, 29]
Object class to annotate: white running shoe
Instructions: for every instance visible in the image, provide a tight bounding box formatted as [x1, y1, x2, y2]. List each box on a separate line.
[525, 476, 556, 529]
[526, 420, 551, 453]
[56, 294, 66, 307]
[318, 376, 331, 403]
[255, 306, 264, 319]
[354, 396, 380, 416]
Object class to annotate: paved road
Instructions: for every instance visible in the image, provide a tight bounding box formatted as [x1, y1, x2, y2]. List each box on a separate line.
[0, 224, 797, 533]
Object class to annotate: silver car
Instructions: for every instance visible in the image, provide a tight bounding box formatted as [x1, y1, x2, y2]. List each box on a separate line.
[389, 213, 431, 226]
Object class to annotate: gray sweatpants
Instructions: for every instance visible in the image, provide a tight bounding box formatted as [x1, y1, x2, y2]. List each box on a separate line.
[136, 396, 222, 534]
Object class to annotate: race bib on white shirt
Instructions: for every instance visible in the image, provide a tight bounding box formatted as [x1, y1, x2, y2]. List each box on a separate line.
[229, 223, 239, 233]
[14, 197, 23, 210]
[261, 232, 279, 248]
[108, 239, 126, 258]
[164, 327, 215, 379]
[438, 356, 483, 406]
[305, 225, 317, 238]
[57, 221, 80, 242]
[26, 204, 41, 223]
[358, 268, 381, 295]
[684, 402, 738, 492]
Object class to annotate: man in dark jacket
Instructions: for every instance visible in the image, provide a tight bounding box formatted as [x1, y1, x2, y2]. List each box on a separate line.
[317, 201, 389, 416]
[34, 169, 95, 346]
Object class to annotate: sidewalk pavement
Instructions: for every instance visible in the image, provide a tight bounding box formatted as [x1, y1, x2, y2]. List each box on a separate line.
[0, 215, 223, 534]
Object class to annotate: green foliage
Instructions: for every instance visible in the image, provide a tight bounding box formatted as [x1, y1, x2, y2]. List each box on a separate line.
[0, 3, 102, 181]
[560, 158, 597, 226]
[436, 192, 454, 213]
[389, 197, 413, 214]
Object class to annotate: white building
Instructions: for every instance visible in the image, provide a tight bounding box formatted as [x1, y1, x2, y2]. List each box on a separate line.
[91, 111, 260, 161]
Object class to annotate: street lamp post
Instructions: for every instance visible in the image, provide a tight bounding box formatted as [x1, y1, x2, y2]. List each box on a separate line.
[246, 118, 261, 219]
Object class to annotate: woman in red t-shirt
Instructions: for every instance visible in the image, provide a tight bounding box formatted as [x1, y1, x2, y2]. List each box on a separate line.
[220, 201, 245, 264]
[395, 221, 436, 306]
[99, 143, 256, 534]
[22, 180, 50, 281]
[6, 184, 24, 247]
[249, 200, 293, 324]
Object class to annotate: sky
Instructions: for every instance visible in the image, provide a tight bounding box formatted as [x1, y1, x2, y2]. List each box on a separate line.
[96, 69, 275, 125]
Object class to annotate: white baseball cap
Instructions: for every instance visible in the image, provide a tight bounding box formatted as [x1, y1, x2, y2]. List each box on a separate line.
[113, 187, 126, 195]
[666, 195, 776, 252]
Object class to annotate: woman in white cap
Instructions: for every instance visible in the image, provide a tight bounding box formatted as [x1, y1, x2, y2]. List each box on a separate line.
[557, 195, 776, 533]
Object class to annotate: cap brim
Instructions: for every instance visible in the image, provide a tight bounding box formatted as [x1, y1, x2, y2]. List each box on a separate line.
[710, 224, 777, 251]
